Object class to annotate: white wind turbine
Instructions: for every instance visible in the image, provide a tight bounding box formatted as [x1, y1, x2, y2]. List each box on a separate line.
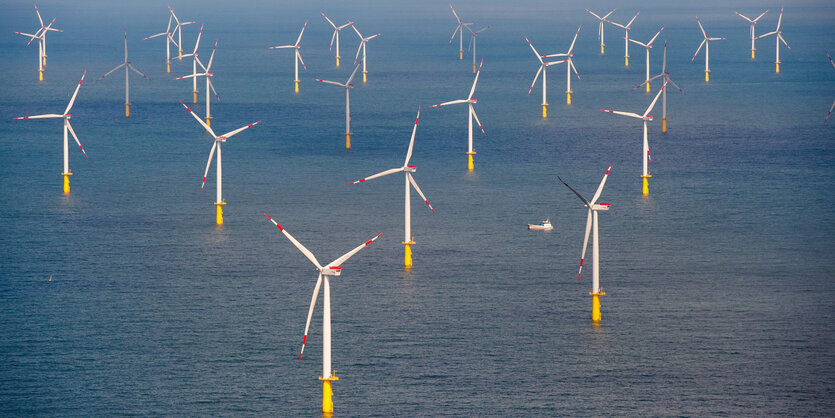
[269, 20, 308, 93]
[586, 8, 616, 54]
[825, 51, 835, 122]
[180, 101, 260, 225]
[449, 4, 473, 60]
[313, 64, 361, 149]
[606, 11, 639, 67]
[524, 36, 563, 118]
[143, 14, 176, 72]
[168, 5, 195, 62]
[430, 59, 486, 171]
[322, 12, 352, 67]
[634, 41, 685, 133]
[98, 31, 149, 118]
[177, 24, 203, 104]
[600, 80, 667, 197]
[348, 107, 435, 267]
[14, 7, 61, 81]
[14, 71, 88, 194]
[263, 213, 381, 414]
[352, 23, 381, 83]
[465, 25, 490, 73]
[558, 165, 612, 323]
[690, 17, 726, 83]
[629, 26, 664, 93]
[541, 26, 582, 105]
[174, 39, 220, 126]
[734, 9, 768, 59]
[755, 7, 790, 73]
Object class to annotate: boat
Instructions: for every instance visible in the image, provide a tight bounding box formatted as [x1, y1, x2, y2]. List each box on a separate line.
[528, 218, 553, 230]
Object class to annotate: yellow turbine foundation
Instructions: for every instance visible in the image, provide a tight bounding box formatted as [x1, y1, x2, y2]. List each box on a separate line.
[600, 44, 605, 54]
[294, 80, 299, 93]
[403, 241, 415, 268]
[705, 70, 710, 83]
[62, 172, 72, 194]
[542, 103, 548, 118]
[320, 376, 338, 413]
[645, 82, 651, 93]
[362, 71, 367, 83]
[459, 50, 463, 60]
[193, 90, 198, 104]
[775, 62, 780, 73]
[336, 56, 340, 67]
[566, 91, 572, 105]
[641, 174, 651, 196]
[662, 118, 667, 133]
[625, 56, 629, 67]
[473, 64, 477, 74]
[215, 202, 225, 225]
[167, 61, 170, 73]
[590, 291, 605, 322]
[125, 103, 130, 118]
[39, 69, 43, 81]
[751, 49, 756, 59]
[178, 50, 183, 60]
[43, 55, 47, 66]
[345, 133, 351, 150]
[467, 151, 476, 171]
[206, 116, 212, 127]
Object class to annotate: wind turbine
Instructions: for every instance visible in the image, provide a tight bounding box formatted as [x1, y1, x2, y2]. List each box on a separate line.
[263, 214, 381, 414]
[143, 14, 175, 72]
[177, 24, 204, 104]
[322, 12, 352, 67]
[825, 51, 835, 122]
[14, 71, 88, 194]
[269, 20, 308, 93]
[98, 31, 149, 118]
[690, 17, 726, 82]
[600, 80, 667, 196]
[606, 11, 639, 66]
[351, 23, 381, 83]
[168, 5, 195, 61]
[541, 26, 582, 105]
[348, 107, 435, 267]
[14, 6, 61, 81]
[629, 26, 664, 93]
[586, 8, 616, 54]
[313, 64, 361, 149]
[180, 101, 260, 225]
[524, 36, 563, 118]
[734, 9, 768, 59]
[465, 25, 490, 73]
[174, 39, 220, 126]
[430, 59, 486, 171]
[634, 41, 684, 133]
[558, 165, 612, 323]
[449, 4, 473, 60]
[755, 7, 790, 73]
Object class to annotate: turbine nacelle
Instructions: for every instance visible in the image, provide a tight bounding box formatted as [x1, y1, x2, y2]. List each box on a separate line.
[320, 266, 342, 276]
[592, 203, 610, 211]
[405, 165, 416, 172]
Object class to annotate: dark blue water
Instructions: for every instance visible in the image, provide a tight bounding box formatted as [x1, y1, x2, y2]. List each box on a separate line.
[1, 0, 834, 415]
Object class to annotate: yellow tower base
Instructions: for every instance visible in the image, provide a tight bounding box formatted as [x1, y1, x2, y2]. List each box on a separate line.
[345, 133, 351, 150]
[336, 56, 340, 67]
[125, 103, 130, 118]
[193, 90, 198, 104]
[600, 44, 605, 54]
[566, 91, 572, 105]
[705, 70, 710, 83]
[662, 118, 667, 133]
[215, 202, 225, 225]
[625, 55, 629, 67]
[39, 70, 43, 81]
[320, 375, 338, 413]
[62, 172, 72, 194]
[178, 50, 183, 60]
[590, 291, 605, 322]
[467, 151, 475, 171]
[473, 64, 477, 74]
[775, 61, 780, 73]
[403, 240, 415, 268]
[363, 71, 367, 83]
[542, 103, 548, 118]
[646, 82, 650, 93]
[43, 55, 47, 66]
[641, 174, 651, 196]
[751, 49, 756, 59]
[167, 61, 170, 73]
[206, 116, 212, 127]
[294, 80, 299, 93]
[459, 50, 463, 60]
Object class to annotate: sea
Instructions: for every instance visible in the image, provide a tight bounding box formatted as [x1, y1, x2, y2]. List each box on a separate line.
[1, 0, 834, 415]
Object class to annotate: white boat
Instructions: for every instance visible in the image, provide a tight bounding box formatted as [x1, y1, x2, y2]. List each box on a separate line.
[528, 218, 553, 230]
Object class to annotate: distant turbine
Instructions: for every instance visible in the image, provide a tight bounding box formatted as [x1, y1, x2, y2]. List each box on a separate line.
[14, 3, 62, 81]
[635, 41, 685, 133]
[14, 71, 88, 194]
[168, 6, 196, 61]
[629, 26, 664, 93]
[312, 64, 361, 149]
[755, 7, 790, 73]
[586, 8, 616, 54]
[825, 51, 835, 122]
[322, 12, 352, 67]
[734, 9, 768, 59]
[351, 23, 381, 83]
[269, 20, 308, 93]
[143, 14, 175, 72]
[449, 4, 473, 60]
[524, 36, 564, 118]
[174, 39, 220, 126]
[430, 59, 486, 171]
[177, 24, 204, 104]
[541, 26, 582, 105]
[465, 25, 490, 73]
[690, 17, 726, 83]
[98, 31, 150, 117]
[606, 11, 639, 66]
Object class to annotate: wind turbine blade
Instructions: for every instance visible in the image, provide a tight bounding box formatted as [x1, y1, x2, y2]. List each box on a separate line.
[466, 33, 473, 53]
[207, 78, 220, 103]
[430, 99, 468, 107]
[143, 32, 167, 40]
[346, 64, 361, 85]
[633, 74, 664, 89]
[826, 100, 835, 122]
[735, 11, 753, 23]
[628, 39, 647, 47]
[468, 58, 483, 100]
[600, 109, 644, 120]
[450, 5, 462, 24]
[312, 78, 345, 87]
[14, 114, 64, 120]
[475, 26, 490, 35]
[180, 101, 217, 137]
[354, 42, 363, 64]
[602, 9, 616, 19]
[325, 232, 383, 269]
[127, 64, 149, 80]
[200, 141, 217, 192]
[590, 165, 612, 205]
[778, 34, 790, 49]
[585, 9, 603, 20]
[696, 17, 707, 38]
[667, 78, 685, 94]
[264, 214, 323, 269]
[527, 66, 543, 96]
[754, 10, 769, 22]
[348, 167, 403, 185]
[570, 59, 580, 80]
[471, 107, 486, 136]
[523, 36, 544, 64]
[627, 12, 640, 27]
[690, 39, 706, 62]
[558, 176, 591, 206]
[295, 20, 308, 46]
[35, 4, 44, 27]
[299, 273, 322, 362]
[643, 81, 667, 117]
[206, 40, 217, 71]
[65, 121, 87, 158]
[193, 24, 203, 54]
[568, 26, 581, 53]
[648, 27, 664, 46]
[449, 26, 460, 44]
[827, 51, 835, 71]
[407, 174, 435, 213]
[351, 24, 363, 39]
[578, 209, 592, 280]
[404, 107, 420, 166]
[365, 33, 381, 41]
[219, 121, 261, 139]
[99, 63, 126, 80]
[329, 30, 337, 51]
[173, 73, 206, 80]
[322, 12, 337, 29]
[296, 50, 307, 70]
[64, 71, 86, 115]
[662, 40, 667, 72]
[168, 5, 180, 25]
[268, 45, 295, 49]
[755, 31, 776, 40]
[776, 7, 783, 30]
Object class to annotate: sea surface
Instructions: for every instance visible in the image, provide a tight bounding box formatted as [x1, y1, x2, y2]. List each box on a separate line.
[1, 0, 834, 415]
